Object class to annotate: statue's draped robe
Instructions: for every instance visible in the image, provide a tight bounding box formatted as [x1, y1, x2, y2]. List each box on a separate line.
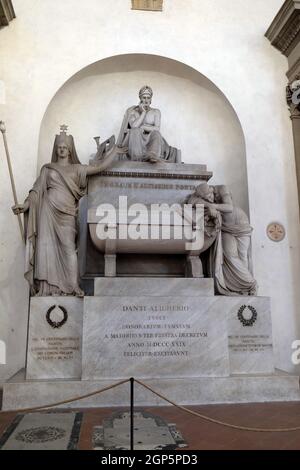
[209, 206, 258, 296]
[117, 106, 178, 162]
[24, 163, 88, 296]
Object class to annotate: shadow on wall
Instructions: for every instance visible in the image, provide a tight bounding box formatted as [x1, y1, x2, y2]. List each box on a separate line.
[0, 80, 5, 104]
[0, 341, 6, 365]
[38, 53, 249, 213]
[0, 243, 29, 383]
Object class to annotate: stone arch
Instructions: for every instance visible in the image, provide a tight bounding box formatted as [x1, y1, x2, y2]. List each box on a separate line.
[38, 53, 249, 212]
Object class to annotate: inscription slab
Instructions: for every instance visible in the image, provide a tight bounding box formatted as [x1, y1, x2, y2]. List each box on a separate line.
[132, 0, 163, 12]
[88, 161, 211, 208]
[82, 296, 230, 380]
[227, 297, 274, 374]
[26, 297, 83, 380]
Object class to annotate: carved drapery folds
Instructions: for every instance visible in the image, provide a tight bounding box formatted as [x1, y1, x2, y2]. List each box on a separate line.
[0, 0, 15, 27]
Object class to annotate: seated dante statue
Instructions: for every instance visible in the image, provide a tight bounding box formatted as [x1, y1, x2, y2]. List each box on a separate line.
[117, 86, 180, 163]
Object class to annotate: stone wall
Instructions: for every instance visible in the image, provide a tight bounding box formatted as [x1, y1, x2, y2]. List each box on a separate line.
[0, 0, 299, 383]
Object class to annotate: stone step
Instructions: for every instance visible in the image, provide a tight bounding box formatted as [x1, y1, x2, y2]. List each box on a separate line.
[2, 370, 300, 411]
[94, 277, 214, 296]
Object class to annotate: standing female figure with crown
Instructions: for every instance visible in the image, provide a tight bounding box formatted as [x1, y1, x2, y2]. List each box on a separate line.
[12, 127, 117, 297]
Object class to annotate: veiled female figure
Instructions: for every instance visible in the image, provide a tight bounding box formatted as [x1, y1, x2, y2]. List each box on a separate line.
[13, 129, 116, 297]
[212, 185, 258, 296]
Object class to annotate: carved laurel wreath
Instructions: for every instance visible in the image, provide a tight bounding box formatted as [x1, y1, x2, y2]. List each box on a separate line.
[46, 305, 68, 329]
[237, 305, 258, 327]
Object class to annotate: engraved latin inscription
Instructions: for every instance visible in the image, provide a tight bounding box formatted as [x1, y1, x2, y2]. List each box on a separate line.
[98, 181, 196, 190]
[104, 305, 208, 358]
[228, 334, 272, 353]
[30, 336, 80, 361]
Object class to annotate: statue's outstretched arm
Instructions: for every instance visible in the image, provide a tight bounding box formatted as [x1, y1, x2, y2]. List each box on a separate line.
[86, 144, 118, 176]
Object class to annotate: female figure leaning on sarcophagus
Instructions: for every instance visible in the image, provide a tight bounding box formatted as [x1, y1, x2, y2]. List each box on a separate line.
[187, 183, 258, 296]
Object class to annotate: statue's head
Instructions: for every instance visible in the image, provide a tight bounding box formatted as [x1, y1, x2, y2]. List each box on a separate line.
[195, 183, 214, 203]
[56, 134, 72, 160]
[139, 85, 153, 109]
[213, 185, 229, 204]
[51, 126, 81, 164]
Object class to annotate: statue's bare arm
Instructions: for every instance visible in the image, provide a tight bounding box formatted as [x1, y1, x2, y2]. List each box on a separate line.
[211, 192, 233, 213]
[188, 191, 233, 218]
[12, 182, 40, 215]
[128, 107, 161, 132]
[142, 109, 161, 133]
[129, 106, 147, 129]
[12, 200, 30, 215]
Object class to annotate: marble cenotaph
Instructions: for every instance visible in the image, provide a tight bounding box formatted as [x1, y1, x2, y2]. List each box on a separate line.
[3, 87, 300, 410]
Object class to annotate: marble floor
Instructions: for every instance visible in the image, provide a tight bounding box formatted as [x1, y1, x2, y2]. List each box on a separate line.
[1, 402, 300, 450]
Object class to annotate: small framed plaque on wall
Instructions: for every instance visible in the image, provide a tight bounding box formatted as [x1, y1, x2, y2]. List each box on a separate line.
[131, 0, 163, 12]
[267, 222, 286, 242]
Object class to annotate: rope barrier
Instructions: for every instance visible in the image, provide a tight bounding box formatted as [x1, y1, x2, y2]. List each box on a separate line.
[2, 377, 300, 433]
[0, 378, 130, 414]
[135, 379, 300, 433]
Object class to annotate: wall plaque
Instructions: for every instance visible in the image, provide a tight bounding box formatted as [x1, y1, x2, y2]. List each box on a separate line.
[227, 297, 274, 375]
[267, 222, 286, 242]
[26, 297, 83, 380]
[131, 0, 163, 12]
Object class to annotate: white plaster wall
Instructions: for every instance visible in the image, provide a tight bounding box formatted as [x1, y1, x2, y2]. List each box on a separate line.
[0, 81, 5, 104]
[0, 0, 299, 384]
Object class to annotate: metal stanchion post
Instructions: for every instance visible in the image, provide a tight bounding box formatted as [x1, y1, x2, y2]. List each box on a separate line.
[130, 377, 134, 451]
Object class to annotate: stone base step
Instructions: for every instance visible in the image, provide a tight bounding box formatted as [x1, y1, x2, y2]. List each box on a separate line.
[94, 277, 214, 297]
[2, 369, 300, 411]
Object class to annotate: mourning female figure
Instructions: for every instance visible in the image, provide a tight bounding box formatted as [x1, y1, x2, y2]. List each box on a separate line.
[187, 183, 258, 296]
[12, 129, 116, 297]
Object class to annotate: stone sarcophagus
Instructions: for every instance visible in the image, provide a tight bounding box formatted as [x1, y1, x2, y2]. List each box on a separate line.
[88, 203, 206, 277]
[78, 160, 212, 288]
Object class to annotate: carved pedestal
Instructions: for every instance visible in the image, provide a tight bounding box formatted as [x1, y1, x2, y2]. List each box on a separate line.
[2, 279, 286, 410]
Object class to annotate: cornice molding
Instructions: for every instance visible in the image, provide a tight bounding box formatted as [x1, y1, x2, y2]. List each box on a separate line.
[101, 170, 212, 181]
[0, 0, 15, 27]
[265, 0, 300, 56]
